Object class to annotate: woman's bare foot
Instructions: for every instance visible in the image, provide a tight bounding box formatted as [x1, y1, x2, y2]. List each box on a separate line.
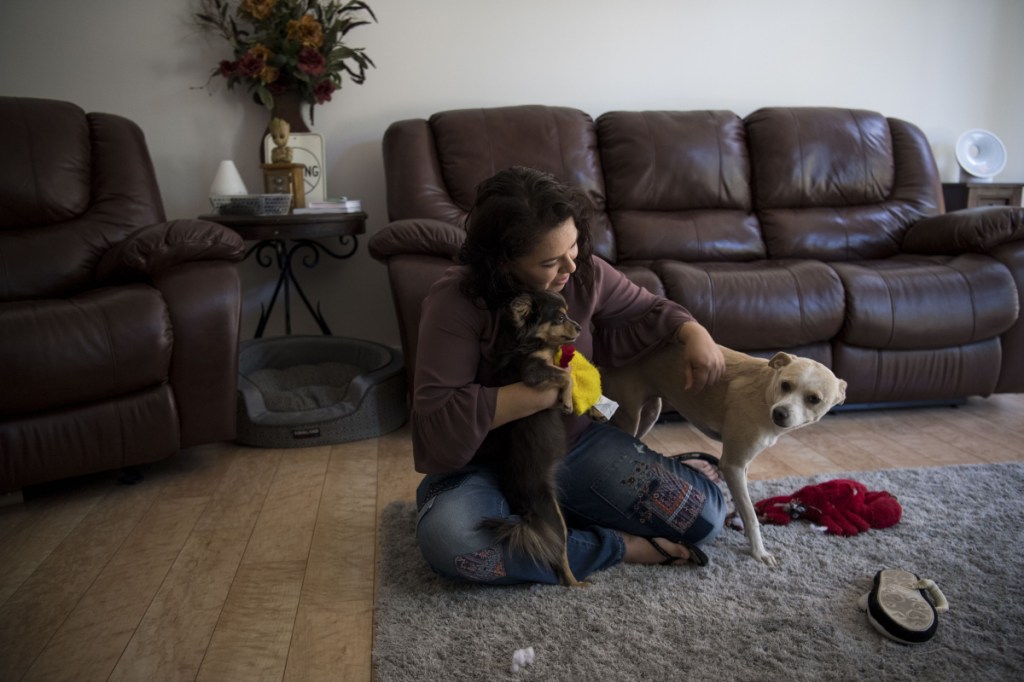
[673, 453, 722, 482]
[621, 532, 694, 566]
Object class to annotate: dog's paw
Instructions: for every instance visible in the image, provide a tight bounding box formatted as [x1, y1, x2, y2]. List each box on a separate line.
[753, 551, 778, 567]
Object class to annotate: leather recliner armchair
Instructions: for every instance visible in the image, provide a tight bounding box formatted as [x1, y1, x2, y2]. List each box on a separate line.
[0, 97, 246, 495]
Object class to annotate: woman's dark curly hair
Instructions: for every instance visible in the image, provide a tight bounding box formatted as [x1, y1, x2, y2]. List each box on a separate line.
[457, 166, 595, 310]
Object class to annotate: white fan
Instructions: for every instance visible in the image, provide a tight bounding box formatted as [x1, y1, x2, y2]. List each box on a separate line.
[955, 129, 1007, 181]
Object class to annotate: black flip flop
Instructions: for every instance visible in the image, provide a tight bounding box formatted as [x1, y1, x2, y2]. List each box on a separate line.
[672, 452, 721, 469]
[644, 537, 709, 567]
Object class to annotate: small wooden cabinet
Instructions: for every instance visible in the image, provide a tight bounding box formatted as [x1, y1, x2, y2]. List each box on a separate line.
[942, 182, 1023, 211]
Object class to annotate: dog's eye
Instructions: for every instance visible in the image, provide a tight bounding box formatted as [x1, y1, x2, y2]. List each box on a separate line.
[806, 394, 821, 405]
[780, 381, 792, 393]
[556, 314, 565, 323]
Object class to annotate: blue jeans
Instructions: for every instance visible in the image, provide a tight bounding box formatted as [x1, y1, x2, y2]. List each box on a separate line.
[415, 422, 727, 585]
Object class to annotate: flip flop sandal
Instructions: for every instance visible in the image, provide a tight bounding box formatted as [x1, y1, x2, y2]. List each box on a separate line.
[857, 569, 949, 644]
[644, 537, 709, 567]
[672, 452, 721, 469]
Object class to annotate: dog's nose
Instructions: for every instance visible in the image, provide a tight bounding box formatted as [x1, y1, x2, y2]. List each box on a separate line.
[772, 407, 790, 427]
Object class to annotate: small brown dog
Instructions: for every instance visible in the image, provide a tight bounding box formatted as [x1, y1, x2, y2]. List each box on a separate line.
[473, 290, 585, 586]
[602, 344, 847, 566]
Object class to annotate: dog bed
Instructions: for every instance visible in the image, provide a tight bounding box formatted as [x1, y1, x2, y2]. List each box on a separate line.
[236, 335, 408, 447]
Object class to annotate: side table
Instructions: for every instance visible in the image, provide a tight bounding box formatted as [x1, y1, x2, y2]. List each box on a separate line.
[942, 182, 1023, 211]
[200, 212, 367, 337]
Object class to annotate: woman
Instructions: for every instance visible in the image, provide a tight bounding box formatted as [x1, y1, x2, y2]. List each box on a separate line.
[412, 166, 727, 584]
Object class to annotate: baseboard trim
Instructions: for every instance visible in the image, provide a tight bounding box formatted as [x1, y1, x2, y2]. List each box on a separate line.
[830, 397, 967, 413]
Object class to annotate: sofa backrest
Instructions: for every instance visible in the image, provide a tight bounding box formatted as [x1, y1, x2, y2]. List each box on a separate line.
[745, 107, 943, 261]
[380, 104, 946, 273]
[383, 105, 617, 260]
[597, 110, 765, 262]
[0, 97, 166, 301]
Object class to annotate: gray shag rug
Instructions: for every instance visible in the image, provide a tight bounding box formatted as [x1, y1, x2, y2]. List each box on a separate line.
[374, 463, 1024, 681]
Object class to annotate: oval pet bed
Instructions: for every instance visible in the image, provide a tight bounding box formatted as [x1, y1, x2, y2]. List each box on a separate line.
[236, 335, 408, 447]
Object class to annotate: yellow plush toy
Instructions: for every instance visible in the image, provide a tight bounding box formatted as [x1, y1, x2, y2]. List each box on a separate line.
[554, 344, 609, 420]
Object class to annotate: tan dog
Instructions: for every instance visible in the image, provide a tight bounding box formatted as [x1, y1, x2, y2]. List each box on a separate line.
[601, 344, 847, 566]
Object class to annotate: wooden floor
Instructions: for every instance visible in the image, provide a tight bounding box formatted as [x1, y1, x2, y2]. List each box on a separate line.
[2, 394, 1023, 681]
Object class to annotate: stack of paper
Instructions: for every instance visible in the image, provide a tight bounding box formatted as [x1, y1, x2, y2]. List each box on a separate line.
[293, 197, 363, 214]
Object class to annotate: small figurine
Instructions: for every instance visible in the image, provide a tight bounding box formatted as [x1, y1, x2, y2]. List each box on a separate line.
[269, 117, 293, 163]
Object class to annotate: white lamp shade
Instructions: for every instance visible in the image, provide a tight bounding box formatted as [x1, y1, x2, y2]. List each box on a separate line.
[209, 160, 249, 196]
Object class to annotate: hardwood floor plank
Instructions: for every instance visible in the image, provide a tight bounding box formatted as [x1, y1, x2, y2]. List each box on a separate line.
[107, 448, 280, 682]
[744, 443, 804, 480]
[241, 447, 330, 563]
[641, 419, 720, 456]
[196, 560, 306, 682]
[197, 446, 328, 680]
[0, 482, 108, 605]
[284, 439, 378, 682]
[374, 425, 422, 517]
[921, 400, 1024, 462]
[784, 412, 896, 473]
[193, 447, 282, 533]
[756, 432, 845, 479]
[288, 600, 373, 682]
[17, 443, 236, 682]
[21, 496, 210, 682]
[108, 527, 251, 682]
[0, 480, 163, 681]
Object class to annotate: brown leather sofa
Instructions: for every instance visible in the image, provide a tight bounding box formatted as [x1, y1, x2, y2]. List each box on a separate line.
[0, 97, 245, 494]
[369, 105, 1024, 406]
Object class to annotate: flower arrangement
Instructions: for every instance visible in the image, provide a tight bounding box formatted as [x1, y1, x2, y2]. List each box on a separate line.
[195, 0, 376, 120]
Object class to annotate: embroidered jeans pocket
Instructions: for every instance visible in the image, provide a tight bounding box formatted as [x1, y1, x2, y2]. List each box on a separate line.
[590, 453, 705, 536]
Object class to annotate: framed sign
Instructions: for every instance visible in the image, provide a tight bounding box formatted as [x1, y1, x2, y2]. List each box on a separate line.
[263, 132, 326, 203]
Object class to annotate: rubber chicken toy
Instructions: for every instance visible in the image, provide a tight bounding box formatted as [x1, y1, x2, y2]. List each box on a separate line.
[554, 344, 616, 421]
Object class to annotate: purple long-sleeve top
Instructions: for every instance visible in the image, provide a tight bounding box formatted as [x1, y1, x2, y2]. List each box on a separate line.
[411, 257, 694, 474]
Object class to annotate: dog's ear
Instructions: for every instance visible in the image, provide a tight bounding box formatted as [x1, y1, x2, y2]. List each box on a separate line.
[835, 379, 848, 406]
[508, 295, 533, 328]
[768, 352, 793, 369]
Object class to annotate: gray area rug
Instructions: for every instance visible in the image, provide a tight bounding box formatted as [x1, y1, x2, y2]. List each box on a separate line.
[374, 463, 1024, 681]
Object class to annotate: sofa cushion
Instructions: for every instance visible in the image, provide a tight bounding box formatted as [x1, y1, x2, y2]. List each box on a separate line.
[831, 254, 1018, 349]
[652, 259, 844, 350]
[834, 340, 1002, 404]
[598, 110, 764, 262]
[427, 105, 616, 260]
[746, 108, 942, 261]
[1, 105, 167, 301]
[1, 98, 90, 229]
[0, 285, 172, 415]
[0, 384, 180, 489]
[615, 262, 666, 298]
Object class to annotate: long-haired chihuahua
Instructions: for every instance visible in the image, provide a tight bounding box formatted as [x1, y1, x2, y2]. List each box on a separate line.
[474, 289, 585, 587]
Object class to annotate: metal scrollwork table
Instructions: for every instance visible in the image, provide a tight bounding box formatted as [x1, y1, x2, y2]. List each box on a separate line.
[200, 212, 367, 337]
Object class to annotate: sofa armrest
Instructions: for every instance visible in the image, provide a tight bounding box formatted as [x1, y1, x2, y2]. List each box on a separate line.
[151, 259, 242, 447]
[902, 206, 1024, 255]
[368, 218, 464, 262]
[96, 218, 245, 282]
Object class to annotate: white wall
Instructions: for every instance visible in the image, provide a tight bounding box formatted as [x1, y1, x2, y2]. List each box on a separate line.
[2, 0, 1022, 347]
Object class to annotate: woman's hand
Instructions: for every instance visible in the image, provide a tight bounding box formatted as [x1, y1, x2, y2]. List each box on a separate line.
[492, 367, 570, 428]
[675, 321, 725, 391]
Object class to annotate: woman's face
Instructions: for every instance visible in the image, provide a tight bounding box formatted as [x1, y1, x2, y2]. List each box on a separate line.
[507, 217, 579, 292]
